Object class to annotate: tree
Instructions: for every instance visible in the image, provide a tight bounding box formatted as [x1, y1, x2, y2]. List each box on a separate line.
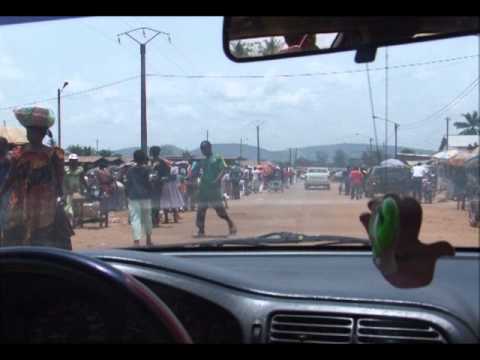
[453, 111, 480, 135]
[261, 37, 283, 56]
[295, 157, 312, 166]
[230, 41, 251, 58]
[361, 151, 378, 167]
[400, 148, 416, 154]
[315, 151, 329, 166]
[182, 151, 193, 160]
[333, 149, 347, 167]
[66, 145, 95, 156]
[98, 149, 113, 157]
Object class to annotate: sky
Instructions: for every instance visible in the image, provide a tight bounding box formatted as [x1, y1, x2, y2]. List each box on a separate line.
[0, 16, 478, 152]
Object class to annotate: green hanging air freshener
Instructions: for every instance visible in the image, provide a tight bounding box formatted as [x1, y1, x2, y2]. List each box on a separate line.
[368, 196, 401, 276]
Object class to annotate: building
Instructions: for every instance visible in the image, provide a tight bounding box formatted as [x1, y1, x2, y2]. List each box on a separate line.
[0, 126, 27, 145]
[397, 153, 432, 164]
[439, 135, 479, 151]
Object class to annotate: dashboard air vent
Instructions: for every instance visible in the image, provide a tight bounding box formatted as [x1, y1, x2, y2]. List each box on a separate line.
[269, 313, 354, 344]
[268, 313, 449, 344]
[356, 317, 447, 344]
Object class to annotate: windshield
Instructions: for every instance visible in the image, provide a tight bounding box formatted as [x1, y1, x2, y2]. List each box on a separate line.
[0, 17, 478, 251]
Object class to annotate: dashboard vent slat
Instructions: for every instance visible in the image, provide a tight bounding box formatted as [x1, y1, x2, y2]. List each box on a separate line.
[269, 313, 354, 344]
[268, 313, 448, 344]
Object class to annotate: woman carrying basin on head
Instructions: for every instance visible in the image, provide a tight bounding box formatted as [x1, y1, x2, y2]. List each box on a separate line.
[0, 107, 73, 249]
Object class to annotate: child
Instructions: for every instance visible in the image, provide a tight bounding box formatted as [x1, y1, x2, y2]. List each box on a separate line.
[126, 150, 153, 247]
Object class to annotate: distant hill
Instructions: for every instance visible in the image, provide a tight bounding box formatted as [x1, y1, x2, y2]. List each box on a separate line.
[115, 143, 433, 162]
[191, 143, 434, 162]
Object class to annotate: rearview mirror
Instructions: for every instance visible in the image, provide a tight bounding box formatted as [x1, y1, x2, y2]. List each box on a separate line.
[223, 17, 479, 63]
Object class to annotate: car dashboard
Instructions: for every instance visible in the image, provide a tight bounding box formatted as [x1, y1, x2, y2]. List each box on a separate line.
[81, 248, 479, 344]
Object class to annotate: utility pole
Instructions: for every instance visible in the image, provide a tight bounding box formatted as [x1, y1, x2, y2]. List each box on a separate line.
[394, 123, 399, 159]
[117, 27, 171, 153]
[369, 137, 373, 153]
[96, 138, 99, 154]
[385, 46, 389, 161]
[57, 81, 69, 148]
[256, 125, 260, 165]
[289, 148, 292, 166]
[240, 137, 243, 159]
[446, 117, 450, 151]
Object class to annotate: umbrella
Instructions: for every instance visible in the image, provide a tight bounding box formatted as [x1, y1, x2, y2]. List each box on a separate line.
[379, 158, 407, 167]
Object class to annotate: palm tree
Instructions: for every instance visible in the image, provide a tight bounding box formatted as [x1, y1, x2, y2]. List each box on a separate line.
[261, 37, 283, 56]
[230, 41, 251, 58]
[453, 111, 480, 135]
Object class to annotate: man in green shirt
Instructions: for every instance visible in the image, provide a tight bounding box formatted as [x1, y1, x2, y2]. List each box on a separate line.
[192, 141, 237, 237]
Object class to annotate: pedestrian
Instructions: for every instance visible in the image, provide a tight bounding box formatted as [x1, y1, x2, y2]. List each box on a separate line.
[349, 167, 364, 200]
[63, 153, 87, 227]
[361, 167, 369, 196]
[344, 166, 351, 196]
[0, 137, 10, 187]
[192, 141, 237, 237]
[160, 165, 184, 223]
[0, 107, 73, 249]
[289, 167, 295, 185]
[281, 166, 288, 189]
[126, 149, 153, 247]
[0, 137, 12, 245]
[178, 166, 188, 212]
[149, 146, 169, 226]
[185, 163, 198, 211]
[453, 167, 467, 211]
[230, 164, 241, 200]
[95, 160, 116, 217]
[411, 163, 427, 202]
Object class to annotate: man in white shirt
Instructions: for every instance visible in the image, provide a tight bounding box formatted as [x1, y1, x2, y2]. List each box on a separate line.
[411, 163, 427, 202]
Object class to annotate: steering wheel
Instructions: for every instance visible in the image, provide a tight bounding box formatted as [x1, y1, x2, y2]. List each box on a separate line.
[0, 247, 193, 344]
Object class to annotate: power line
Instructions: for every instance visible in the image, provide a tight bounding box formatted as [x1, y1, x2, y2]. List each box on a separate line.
[385, 47, 389, 161]
[2, 53, 476, 109]
[1, 55, 477, 115]
[0, 76, 140, 111]
[146, 55, 478, 79]
[402, 77, 479, 130]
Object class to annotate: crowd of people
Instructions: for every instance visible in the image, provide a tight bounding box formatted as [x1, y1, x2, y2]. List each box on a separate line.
[0, 106, 298, 249]
[338, 167, 369, 200]
[336, 161, 475, 209]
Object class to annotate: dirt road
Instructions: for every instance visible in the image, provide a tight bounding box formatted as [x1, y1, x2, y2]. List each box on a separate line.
[72, 182, 479, 250]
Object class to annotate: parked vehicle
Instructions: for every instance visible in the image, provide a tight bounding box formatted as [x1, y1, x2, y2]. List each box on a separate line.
[364, 166, 412, 198]
[304, 167, 330, 190]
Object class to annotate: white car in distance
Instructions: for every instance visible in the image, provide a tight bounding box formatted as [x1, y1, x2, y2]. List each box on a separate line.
[304, 167, 330, 190]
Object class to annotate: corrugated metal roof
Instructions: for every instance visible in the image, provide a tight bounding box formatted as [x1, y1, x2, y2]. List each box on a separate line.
[448, 135, 479, 148]
[0, 126, 27, 144]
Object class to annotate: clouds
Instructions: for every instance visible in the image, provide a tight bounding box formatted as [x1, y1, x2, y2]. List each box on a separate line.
[0, 36, 25, 81]
[0, 54, 25, 80]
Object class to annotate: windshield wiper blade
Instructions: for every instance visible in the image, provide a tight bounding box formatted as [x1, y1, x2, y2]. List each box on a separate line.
[189, 232, 371, 248]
